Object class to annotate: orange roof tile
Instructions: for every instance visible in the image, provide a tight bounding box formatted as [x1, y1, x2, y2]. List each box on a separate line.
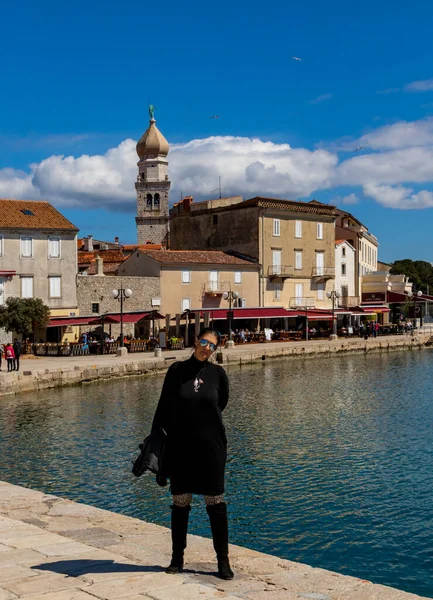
[0, 199, 78, 231]
[140, 250, 257, 266]
[78, 249, 126, 265]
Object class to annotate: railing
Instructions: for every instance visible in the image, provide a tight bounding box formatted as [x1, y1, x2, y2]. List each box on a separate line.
[267, 265, 294, 278]
[203, 280, 230, 294]
[311, 267, 335, 279]
[338, 296, 360, 308]
[289, 297, 315, 308]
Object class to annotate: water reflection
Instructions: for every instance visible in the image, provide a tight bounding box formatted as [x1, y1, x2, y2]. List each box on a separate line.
[1, 352, 433, 596]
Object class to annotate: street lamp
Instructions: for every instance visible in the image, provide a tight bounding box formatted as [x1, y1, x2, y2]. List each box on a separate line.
[326, 290, 340, 340]
[407, 288, 423, 329]
[112, 286, 132, 348]
[223, 290, 239, 346]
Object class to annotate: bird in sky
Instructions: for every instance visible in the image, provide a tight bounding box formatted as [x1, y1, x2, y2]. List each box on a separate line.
[292, 56, 302, 61]
[210, 115, 220, 119]
[354, 146, 364, 152]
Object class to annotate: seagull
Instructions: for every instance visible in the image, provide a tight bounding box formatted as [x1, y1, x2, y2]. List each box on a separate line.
[354, 146, 364, 152]
[292, 56, 302, 61]
[210, 115, 220, 119]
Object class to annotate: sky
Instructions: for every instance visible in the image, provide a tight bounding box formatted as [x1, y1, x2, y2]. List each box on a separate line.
[2, 0, 433, 262]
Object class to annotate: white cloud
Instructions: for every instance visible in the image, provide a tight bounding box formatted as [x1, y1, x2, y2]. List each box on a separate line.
[405, 79, 433, 92]
[363, 183, 433, 209]
[354, 118, 433, 150]
[309, 93, 333, 104]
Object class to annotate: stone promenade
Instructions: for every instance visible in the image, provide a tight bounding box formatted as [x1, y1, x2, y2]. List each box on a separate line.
[0, 481, 426, 600]
[0, 333, 430, 397]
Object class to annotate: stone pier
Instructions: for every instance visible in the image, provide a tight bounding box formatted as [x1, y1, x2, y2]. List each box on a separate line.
[0, 481, 426, 599]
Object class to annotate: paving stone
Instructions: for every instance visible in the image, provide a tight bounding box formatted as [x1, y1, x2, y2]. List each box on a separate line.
[10, 590, 98, 600]
[146, 582, 241, 600]
[2, 532, 68, 550]
[88, 572, 184, 599]
[0, 547, 10, 554]
[0, 588, 18, 600]
[0, 564, 38, 583]
[0, 549, 45, 567]
[4, 573, 88, 596]
[35, 541, 95, 557]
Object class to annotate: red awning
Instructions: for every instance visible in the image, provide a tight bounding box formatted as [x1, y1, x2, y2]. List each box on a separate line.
[47, 317, 95, 327]
[0, 270, 16, 277]
[88, 311, 165, 325]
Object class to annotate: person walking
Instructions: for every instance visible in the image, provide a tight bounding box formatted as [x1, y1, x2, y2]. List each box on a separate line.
[5, 343, 15, 372]
[151, 327, 233, 580]
[13, 339, 21, 371]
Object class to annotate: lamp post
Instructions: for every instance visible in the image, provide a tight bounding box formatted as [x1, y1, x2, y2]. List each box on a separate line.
[223, 290, 239, 347]
[407, 288, 423, 330]
[326, 290, 340, 340]
[112, 285, 132, 355]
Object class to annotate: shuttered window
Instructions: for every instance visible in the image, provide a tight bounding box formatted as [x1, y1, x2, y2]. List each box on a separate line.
[295, 221, 302, 238]
[21, 277, 33, 298]
[48, 237, 60, 258]
[273, 219, 280, 236]
[295, 251, 303, 270]
[234, 271, 242, 284]
[182, 270, 191, 283]
[20, 236, 33, 258]
[49, 276, 61, 298]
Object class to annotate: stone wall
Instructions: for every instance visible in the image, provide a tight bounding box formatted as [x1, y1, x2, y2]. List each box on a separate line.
[0, 327, 11, 345]
[77, 275, 160, 337]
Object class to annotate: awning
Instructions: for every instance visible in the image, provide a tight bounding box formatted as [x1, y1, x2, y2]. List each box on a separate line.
[47, 317, 94, 327]
[0, 270, 16, 277]
[173, 307, 335, 320]
[88, 311, 165, 325]
[360, 305, 391, 313]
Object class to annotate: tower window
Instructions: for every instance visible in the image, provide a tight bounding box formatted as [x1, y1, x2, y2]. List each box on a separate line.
[146, 194, 152, 206]
[154, 193, 160, 206]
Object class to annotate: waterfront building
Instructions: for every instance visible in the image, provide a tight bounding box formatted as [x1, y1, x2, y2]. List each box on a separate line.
[334, 208, 379, 298]
[118, 249, 260, 324]
[334, 240, 357, 308]
[0, 199, 79, 343]
[169, 196, 336, 310]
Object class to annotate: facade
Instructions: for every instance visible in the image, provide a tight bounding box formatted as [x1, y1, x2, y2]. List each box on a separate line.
[170, 196, 336, 310]
[118, 249, 260, 318]
[361, 271, 412, 324]
[334, 240, 357, 307]
[0, 199, 79, 342]
[334, 209, 378, 297]
[135, 117, 170, 246]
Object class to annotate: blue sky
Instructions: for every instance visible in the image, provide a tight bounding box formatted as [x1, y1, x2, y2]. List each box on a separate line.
[2, 0, 433, 261]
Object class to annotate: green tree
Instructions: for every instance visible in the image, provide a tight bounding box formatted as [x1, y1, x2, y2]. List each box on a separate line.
[0, 297, 50, 338]
[390, 259, 433, 293]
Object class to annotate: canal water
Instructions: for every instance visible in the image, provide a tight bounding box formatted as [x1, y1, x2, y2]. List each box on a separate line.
[1, 351, 433, 597]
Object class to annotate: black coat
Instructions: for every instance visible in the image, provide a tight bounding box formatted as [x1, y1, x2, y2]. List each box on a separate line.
[152, 355, 229, 496]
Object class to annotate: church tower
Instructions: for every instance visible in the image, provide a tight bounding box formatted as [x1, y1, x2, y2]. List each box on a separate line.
[135, 113, 171, 245]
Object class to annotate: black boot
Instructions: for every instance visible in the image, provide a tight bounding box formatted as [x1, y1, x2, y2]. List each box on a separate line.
[166, 504, 191, 574]
[206, 502, 234, 580]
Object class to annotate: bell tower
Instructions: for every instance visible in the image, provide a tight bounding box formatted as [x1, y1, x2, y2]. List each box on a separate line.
[135, 108, 171, 245]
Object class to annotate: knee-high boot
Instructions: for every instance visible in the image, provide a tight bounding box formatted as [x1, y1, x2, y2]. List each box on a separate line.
[206, 502, 234, 580]
[166, 504, 191, 574]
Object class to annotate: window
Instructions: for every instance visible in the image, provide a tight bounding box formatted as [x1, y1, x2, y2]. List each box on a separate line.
[341, 263, 346, 276]
[295, 283, 303, 305]
[181, 270, 191, 284]
[273, 219, 280, 236]
[91, 302, 99, 313]
[234, 271, 242, 284]
[274, 282, 281, 300]
[341, 285, 349, 297]
[49, 276, 61, 298]
[317, 223, 323, 239]
[342, 247, 346, 257]
[182, 298, 191, 312]
[48, 237, 60, 258]
[146, 194, 152, 206]
[317, 283, 325, 300]
[0, 277, 4, 305]
[154, 193, 160, 206]
[21, 277, 33, 298]
[21, 209, 35, 216]
[295, 250, 303, 270]
[209, 270, 218, 292]
[20, 236, 33, 258]
[295, 220, 302, 238]
[316, 251, 324, 275]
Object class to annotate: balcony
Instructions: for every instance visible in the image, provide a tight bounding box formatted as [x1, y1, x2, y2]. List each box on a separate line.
[311, 267, 335, 282]
[289, 297, 315, 308]
[268, 265, 294, 279]
[338, 296, 360, 308]
[203, 280, 230, 296]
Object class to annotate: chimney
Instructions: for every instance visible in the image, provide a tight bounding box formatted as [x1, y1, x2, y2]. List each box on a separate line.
[95, 254, 104, 276]
[83, 235, 94, 251]
[114, 236, 119, 245]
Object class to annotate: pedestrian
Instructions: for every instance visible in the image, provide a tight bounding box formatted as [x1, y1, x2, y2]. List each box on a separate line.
[5, 343, 15, 372]
[151, 327, 234, 580]
[13, 338, 21, 371]
[374, 321, 380, 338]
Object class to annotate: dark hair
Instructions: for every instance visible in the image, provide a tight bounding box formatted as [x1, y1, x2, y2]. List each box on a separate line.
[197, 327, 221, 346]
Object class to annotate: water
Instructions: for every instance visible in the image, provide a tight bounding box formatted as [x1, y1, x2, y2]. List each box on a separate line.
[1, 352, 433, 597]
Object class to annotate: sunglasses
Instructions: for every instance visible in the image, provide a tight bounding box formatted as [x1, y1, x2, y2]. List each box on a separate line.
[198, 339, 217, 352]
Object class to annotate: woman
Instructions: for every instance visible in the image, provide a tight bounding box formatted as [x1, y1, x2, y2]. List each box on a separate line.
[151, 327, 233, 580]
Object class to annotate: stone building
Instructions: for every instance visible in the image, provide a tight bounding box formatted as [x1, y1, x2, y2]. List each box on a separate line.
[0, 199, 79, 343]
[334, 240, 357, 307]
[170, 196, 336, 309]
[135, 117, 170, 246]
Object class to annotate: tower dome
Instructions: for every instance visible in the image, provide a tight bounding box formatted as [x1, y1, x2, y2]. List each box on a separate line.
[136, 119, 169, 159]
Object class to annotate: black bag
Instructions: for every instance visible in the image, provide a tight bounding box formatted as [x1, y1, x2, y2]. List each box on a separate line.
[132, 428, 167, 485]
